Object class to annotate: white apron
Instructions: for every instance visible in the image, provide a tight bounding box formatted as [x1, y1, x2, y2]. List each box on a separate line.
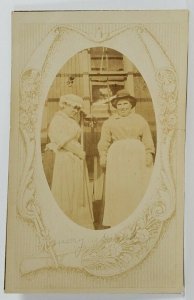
[103, 139, 151, 227]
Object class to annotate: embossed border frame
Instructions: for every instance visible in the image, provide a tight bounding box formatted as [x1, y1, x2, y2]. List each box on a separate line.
[17, 19, 179, 279]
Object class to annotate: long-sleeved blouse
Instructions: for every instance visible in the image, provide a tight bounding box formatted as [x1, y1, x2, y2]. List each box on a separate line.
[48, 111, 83, 156]
[98, 112, 155, 162]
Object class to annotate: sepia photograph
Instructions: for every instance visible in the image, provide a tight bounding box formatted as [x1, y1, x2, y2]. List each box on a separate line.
[4, 10, 188, 293]
[41, 47, 156, 229]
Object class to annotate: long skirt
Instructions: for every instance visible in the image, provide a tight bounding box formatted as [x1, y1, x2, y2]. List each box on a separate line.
[51, 150, 93, 229]
[103, 139, 151, 227]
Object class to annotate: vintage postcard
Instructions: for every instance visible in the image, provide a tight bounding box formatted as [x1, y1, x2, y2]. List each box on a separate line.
[5, 10, 188, 293]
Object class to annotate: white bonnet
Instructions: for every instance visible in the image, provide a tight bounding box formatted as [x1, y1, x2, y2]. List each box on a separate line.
[59, 94, 84, 108]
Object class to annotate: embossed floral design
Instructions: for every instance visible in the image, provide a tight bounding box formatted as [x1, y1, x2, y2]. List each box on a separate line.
[104, 241, 123, 257]
[20, 100, 31, 111]
[81, 210, 162, 276]
[21, 69, 40, 97]
[136, 228, 150, 242]
[20, 69, 40, 139]
[20, 112, 29, 126]
[134, 25, 145, 34]
[151, 201, 166, 220]
[168, 100, 176, 113]
[157, 68, 177, 98]
[166, 114, 177, 130]
[135, 217, 150, 242]
[156, 67, 177, 135]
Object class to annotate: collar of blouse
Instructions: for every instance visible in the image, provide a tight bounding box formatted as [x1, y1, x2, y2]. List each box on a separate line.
[112, 111, 135, 119]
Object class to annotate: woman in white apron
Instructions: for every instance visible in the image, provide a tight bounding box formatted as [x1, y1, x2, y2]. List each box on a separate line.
[98, 89, 155, 227]
[47, 94, 93, 229]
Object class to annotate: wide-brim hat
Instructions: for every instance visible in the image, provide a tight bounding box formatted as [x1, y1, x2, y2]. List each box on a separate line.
[59, 94, 84, 108]
[111, 89, 137, 108]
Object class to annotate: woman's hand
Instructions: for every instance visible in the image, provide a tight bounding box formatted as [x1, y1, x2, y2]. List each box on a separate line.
[146, 153, 153, 167]
[45, 142, 58, 153]
[99, 156, 107, 169]
[78, 150, 86, 160]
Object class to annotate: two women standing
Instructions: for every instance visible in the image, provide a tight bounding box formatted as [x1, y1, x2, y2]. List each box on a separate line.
[46, 89, 155, 229]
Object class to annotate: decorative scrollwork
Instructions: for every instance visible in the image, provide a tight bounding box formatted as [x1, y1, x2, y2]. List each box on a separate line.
[19, 69, 40, 139]
[52, 24, 146, 44]
[18, 23, 178, 277]
[156, 66, 177, 215]
[18, 68, 59, 268]
[81, 207, 162, 276]
[156, 67, 178, 135]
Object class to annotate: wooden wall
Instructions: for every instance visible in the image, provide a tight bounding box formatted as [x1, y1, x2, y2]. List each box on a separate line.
[41, 50, 90, 145]
[41, 48, 156, 149]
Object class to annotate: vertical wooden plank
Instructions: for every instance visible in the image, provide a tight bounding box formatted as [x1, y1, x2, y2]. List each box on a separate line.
[123, 56, 135, 96]
[82, 50, 90, 101]
[60, 68, 65, 96]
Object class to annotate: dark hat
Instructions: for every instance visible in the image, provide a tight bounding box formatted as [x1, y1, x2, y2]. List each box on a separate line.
[111, 89, 137, 108]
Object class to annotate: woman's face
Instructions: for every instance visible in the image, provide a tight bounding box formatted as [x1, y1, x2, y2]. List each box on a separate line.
[63, 102, 81, 119]
[116, 99, 132, 117]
